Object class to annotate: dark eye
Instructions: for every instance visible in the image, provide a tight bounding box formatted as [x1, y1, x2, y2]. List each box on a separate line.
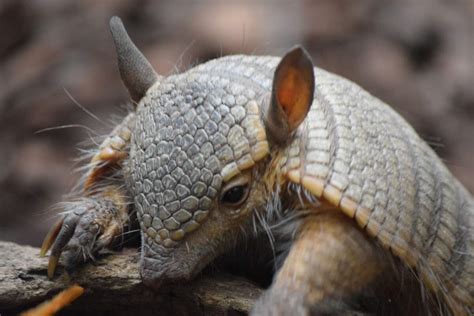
[220, 185, 249, 206]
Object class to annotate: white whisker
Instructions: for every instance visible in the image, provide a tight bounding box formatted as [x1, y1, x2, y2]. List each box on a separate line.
[63, 88, 105, 125]
[35, 124, 100, 136]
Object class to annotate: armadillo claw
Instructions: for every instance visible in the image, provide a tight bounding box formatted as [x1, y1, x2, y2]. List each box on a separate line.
[42, 198, 124, 279]
[44, 208, 84, 278]
[40, 218, 64, 257]
[48, 255, 60, 279]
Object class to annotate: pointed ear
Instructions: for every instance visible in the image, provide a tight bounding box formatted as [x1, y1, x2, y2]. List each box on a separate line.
[265, 46, 314, 144]
[109, 16, 160, 103]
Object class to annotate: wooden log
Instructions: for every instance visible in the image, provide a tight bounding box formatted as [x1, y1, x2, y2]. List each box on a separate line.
[0, 241, 262, 315]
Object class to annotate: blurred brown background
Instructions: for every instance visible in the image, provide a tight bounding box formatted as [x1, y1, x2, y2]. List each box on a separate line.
[0, 0, 473, 247]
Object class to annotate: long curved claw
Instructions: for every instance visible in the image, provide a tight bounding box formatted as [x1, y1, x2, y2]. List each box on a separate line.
[40, 218, 65, 257]
[48, 255, 60, 279]
[47, 214, 81, 278]
[42, 189, 131, 279]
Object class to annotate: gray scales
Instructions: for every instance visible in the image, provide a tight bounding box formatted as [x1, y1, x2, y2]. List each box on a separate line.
[41, 16, 473, 315]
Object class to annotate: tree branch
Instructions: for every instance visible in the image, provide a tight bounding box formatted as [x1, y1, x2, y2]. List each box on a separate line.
[0, 241, 262, 315]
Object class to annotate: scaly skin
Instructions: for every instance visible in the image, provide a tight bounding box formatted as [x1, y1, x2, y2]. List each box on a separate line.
[42, 18, 473, 315]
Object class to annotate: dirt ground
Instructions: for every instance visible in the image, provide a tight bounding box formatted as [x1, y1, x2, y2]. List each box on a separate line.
[0, 0, 473, 246]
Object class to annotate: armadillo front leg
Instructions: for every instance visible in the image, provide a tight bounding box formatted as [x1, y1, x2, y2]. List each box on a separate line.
[252, 212, 386, 315]
[41, 112, 136, 278]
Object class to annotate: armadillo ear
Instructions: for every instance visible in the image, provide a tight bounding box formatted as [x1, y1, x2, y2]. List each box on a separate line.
[265, 46, 314, 144]
[109, 16, 160, 103]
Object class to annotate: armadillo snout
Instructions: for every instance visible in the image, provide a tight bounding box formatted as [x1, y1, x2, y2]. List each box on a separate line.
[140, 242, 197, 287]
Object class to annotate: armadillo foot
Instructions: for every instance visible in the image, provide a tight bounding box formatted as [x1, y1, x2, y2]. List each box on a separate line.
[40, 187, 130, 278]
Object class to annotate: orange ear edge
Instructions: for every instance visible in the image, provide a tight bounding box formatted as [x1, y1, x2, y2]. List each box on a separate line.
[266, 46, 315, 144]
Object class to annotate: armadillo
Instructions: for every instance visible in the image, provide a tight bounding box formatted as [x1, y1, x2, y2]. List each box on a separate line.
[41, 17, 473, 315]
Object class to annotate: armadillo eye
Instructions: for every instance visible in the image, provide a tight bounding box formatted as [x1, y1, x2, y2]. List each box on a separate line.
[220, 185, 249, 207]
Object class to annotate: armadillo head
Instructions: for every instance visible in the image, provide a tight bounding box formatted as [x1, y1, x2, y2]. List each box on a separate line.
[110, 17, 315, 286]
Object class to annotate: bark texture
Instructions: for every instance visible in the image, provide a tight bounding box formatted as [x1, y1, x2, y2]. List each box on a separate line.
[0, 241, 262, 315]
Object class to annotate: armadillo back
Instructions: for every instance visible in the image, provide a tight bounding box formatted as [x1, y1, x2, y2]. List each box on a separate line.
[282, 67, 473, 312]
